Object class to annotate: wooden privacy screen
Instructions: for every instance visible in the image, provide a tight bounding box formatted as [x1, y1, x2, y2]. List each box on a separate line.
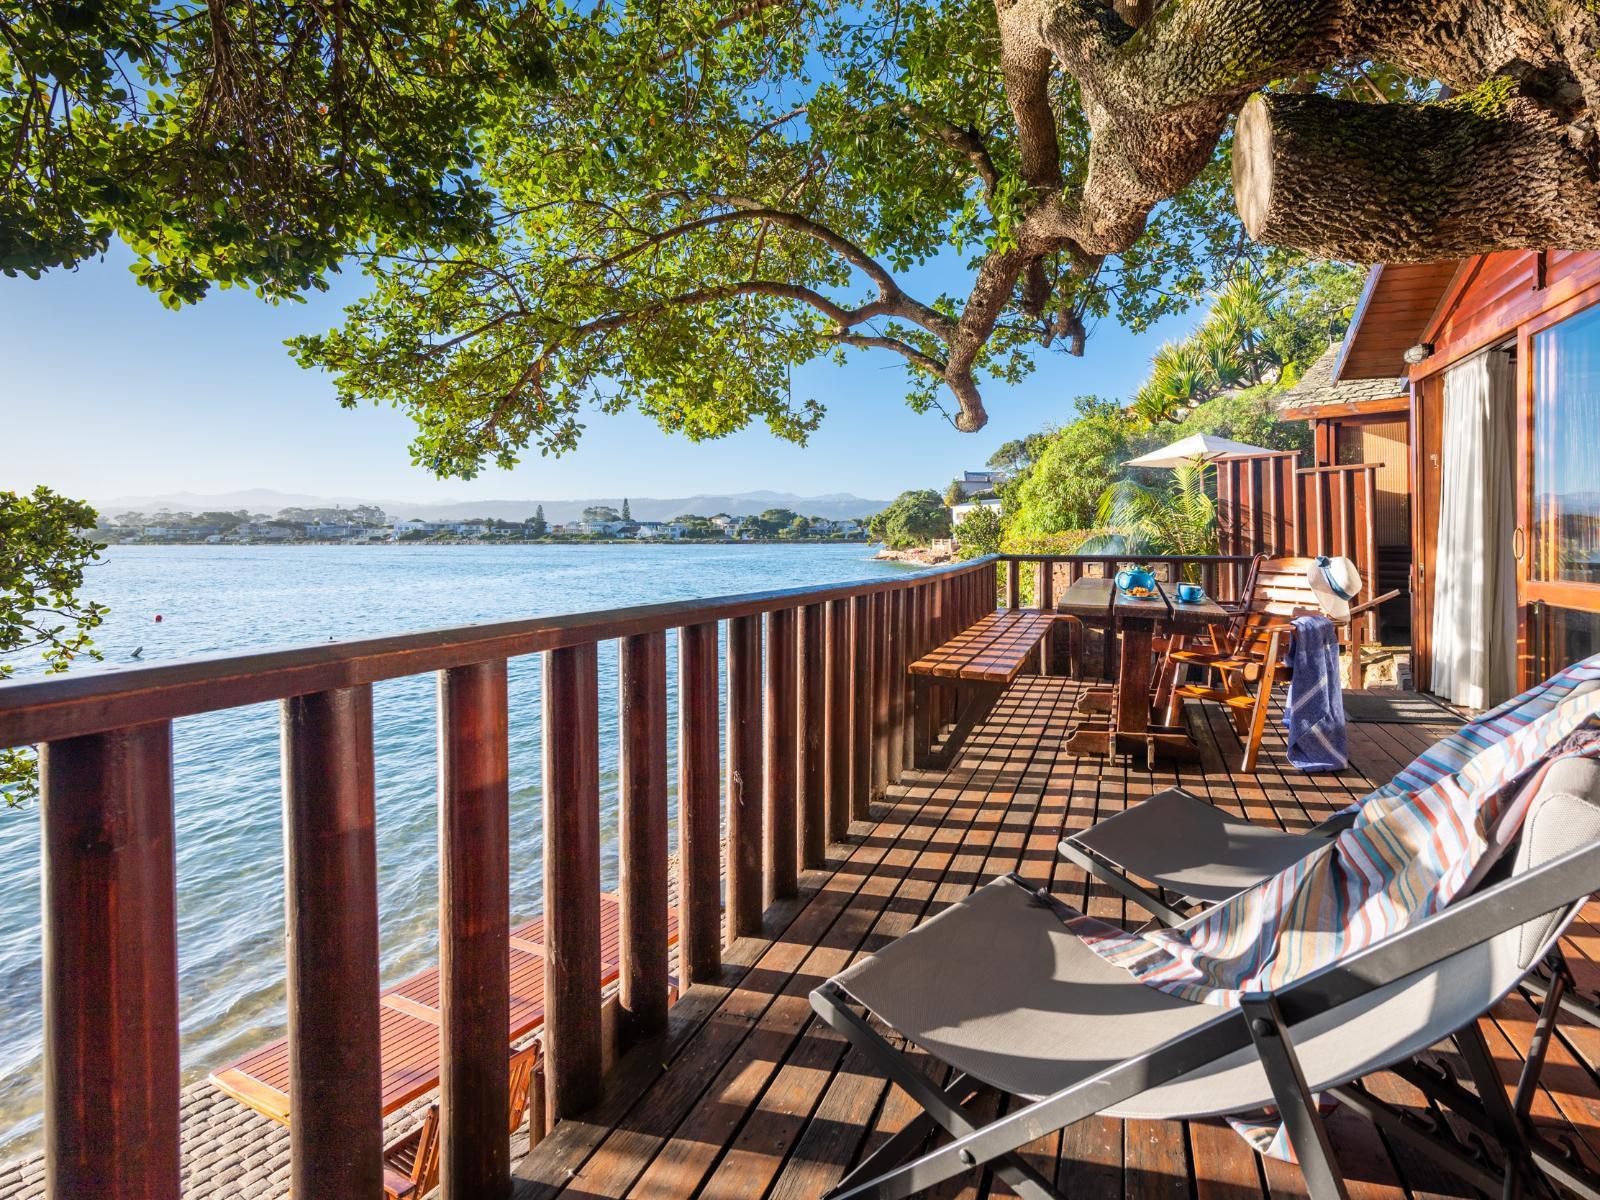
[1213, 452, 1383, 638]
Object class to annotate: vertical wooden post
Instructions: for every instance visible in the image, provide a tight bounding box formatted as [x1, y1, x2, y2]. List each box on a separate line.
[871, 591, 891, 797]
[677, 622, 721, 983]
[1005, 559, 1020, 610]
[1217, 463, 1237, 558]
[850, 594, 873, 819]
[1362, 466, 1380, 645]
[886, 590, 905, 783]
[905, 586, 923, 767]
[281, 687, 383, 1196]
[798, 602, 827, 869]
[542, 645, 602, 1119]
[438, 662, 511, 1200]
[619, 633, 669, 1042]
[1242, 458, 1260, 555]
[726, 614, 764, 939]
[912, 586, 934, 766]
[1262, 459, 1282, 555]
[41, 723, 180, 1200]
[1036, 564, 1054, 675]
[908, 588, 934, 764]
[763, 608, 798, 903]
[936, 579, 954, 728]
[825, 598, 853, 843]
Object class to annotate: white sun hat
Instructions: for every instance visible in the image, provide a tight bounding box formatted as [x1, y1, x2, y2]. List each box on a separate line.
[1306, 555, 1363, 622]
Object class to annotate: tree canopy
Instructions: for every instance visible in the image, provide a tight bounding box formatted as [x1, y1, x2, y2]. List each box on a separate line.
[11, 0, 1600, 472]
[2, 0, 554, 302]
[0, 488, 106, 804]
[870, 490, 952, 549]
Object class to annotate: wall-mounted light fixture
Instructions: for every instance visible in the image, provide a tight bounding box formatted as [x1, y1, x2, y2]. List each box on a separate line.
[1403, 342, 1434, 365]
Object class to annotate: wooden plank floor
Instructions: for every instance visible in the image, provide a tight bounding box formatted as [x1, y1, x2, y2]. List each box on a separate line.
[512, 677, 1600, 1200]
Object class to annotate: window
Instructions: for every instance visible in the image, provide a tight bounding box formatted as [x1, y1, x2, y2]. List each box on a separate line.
[1533, 303, 1600, 583]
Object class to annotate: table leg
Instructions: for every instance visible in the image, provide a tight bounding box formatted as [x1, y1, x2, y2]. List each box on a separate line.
[1157, 634, 1184, 726]
[1117, 623, 1154, 737]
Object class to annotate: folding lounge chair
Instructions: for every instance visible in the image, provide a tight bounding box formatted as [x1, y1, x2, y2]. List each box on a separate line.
[1057, 785, 1355, 927]
[810, 759, 1600, 1200]
[1064, 681, 1600, 930]
[1060, 777, 1600, 1035]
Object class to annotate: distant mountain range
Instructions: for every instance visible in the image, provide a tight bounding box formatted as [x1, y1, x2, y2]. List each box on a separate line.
[94, 488, 891, 523]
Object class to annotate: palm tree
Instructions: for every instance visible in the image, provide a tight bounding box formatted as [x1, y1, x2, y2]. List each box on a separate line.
[1208, 272, 1278, 382]
[1076, 462, 1219, 580]
[1196, 322, 1248, 391]
[1133, 341, 1212, 424]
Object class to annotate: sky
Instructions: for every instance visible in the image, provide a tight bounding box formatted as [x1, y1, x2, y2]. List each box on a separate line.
[1, 242, 1204, 507]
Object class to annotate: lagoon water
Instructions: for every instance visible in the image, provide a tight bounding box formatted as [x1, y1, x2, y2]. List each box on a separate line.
[0, 542, 910, 1159]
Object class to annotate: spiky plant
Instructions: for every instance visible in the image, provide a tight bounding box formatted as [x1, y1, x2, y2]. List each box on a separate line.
[1079, 462, 1219, 580]
[1208, 272, 1280, 382]
[1133, 341, 1213, 424]
[1196, 322, 1249, 391]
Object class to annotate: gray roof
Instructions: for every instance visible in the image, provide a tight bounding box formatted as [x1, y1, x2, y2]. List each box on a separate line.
[1276, 345, 1406, 413]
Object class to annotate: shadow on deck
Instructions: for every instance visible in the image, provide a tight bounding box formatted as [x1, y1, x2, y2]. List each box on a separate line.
[510, 676, 1600, 1200]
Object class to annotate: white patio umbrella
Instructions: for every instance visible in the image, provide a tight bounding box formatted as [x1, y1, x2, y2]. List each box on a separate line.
[1121, 432, 1280, 469]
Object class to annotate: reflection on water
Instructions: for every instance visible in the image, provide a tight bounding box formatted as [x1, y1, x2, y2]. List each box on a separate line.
[0, 542, 905, 1157]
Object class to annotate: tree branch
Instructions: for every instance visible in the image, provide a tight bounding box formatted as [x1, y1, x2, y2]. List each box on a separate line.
[824, 332, 948, 377]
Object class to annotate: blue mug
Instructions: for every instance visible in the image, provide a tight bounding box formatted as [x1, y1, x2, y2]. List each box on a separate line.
[1176, 582, 1204, 604]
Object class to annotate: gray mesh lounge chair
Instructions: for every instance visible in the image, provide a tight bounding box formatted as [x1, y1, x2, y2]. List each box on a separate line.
[1060, 780, 1600, 1038]
[810, 758, 1600, 1200]
[1057, 785, 1354, 926]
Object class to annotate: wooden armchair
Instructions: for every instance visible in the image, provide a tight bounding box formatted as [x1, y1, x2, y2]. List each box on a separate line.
[383, 1042, 542, 1199]
[1166, 555, 1400, 771]
[383, 1104, 439, 1200]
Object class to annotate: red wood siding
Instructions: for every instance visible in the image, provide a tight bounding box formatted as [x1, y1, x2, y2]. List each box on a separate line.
[1416, 250, 1600, 383]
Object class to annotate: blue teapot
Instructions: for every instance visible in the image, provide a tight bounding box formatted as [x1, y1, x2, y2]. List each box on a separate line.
[1114, 567, 1158, 597]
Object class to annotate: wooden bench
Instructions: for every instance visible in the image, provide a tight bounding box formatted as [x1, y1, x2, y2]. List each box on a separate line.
[908, 610, 1052, 766]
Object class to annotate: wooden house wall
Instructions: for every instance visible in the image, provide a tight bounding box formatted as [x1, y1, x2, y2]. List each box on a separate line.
[1408, 249, 1600, 691]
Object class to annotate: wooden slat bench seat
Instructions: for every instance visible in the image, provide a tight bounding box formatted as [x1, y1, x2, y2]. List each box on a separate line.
[908, 610, 1052, 765]
[208, 892, 677, 1125]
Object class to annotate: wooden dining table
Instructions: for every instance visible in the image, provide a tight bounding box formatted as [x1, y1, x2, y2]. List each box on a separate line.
[1057, 576, 1230, 766]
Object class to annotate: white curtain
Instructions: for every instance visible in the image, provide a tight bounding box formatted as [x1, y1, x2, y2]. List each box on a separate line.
[1431, 350, 1517, 709]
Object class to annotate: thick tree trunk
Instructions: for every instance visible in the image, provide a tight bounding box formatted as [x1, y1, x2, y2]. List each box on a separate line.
[1233, 84, 1600, 261]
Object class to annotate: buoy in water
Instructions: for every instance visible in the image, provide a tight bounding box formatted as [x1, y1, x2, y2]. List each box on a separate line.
[154, 614, 163, 622]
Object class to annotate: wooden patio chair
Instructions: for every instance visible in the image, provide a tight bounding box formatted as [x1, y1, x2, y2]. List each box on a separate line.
[1165, 555, 1399, 771]
[382, 1042, 541, 1199]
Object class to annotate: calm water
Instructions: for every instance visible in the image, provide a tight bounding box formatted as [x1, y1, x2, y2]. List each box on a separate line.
[0, 542, 909, 1158]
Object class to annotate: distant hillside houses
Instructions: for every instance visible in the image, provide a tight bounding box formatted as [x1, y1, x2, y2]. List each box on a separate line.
[97, 503, 872, 544]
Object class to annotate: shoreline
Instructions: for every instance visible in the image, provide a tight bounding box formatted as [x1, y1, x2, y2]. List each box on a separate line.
[99, 537, 878, 549]
[873, 545, 954, 566]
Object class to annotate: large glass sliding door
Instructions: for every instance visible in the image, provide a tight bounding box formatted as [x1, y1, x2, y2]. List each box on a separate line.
[1526, 302, 1600, 680]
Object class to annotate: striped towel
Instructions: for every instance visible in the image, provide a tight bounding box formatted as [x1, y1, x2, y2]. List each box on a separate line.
[1064, 653, 1600, 1008]
[1283, 615, 1346, 771]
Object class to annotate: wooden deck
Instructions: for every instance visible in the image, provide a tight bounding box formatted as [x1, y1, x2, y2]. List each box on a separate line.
[212, 894, 677, 1125]
[511, 676, 1600, 1200]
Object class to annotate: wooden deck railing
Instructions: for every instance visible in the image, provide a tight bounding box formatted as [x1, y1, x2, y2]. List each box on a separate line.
[0, 549, 1276, 1198]
[0, 555, 1001, 1200]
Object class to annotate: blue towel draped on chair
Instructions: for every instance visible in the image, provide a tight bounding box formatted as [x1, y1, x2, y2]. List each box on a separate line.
[1283, 614, 1347, 771]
